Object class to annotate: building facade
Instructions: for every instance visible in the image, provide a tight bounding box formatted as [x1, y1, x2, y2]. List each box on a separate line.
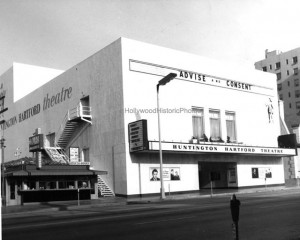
[0, 38, 296, 205]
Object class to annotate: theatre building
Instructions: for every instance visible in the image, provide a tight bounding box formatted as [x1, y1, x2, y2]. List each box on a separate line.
[0, 38, 296, 206]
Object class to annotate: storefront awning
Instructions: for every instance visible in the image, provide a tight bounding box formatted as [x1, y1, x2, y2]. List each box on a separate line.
[5, 170, 29, 177]
[28, 169, 107, 176]
[145, 141, 297, 157]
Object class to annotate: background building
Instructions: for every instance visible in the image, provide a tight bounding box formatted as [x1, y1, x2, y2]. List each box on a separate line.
[0, 38, 296, 205]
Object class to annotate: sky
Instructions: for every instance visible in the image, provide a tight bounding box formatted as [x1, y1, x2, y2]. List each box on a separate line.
[1, 0, 300, 75]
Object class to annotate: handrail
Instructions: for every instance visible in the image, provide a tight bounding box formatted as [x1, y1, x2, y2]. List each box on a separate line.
[56, 103, 92, 146]
[55, 143, 70, 162]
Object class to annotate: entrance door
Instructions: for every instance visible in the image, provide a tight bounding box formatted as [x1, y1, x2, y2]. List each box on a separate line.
[80, 96, 90, 115]
[82, 148, 90, 163]
[45, 133, 55, 147]
[227, 167, 237, 187]
[198, 162, 235, 189]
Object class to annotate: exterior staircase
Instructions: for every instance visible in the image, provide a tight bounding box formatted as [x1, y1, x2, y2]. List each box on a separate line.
[55, 103, 115, 198]
[97, 175, 115, 197]
[56, 103, 92, 149]
[44, 147, 69, 164]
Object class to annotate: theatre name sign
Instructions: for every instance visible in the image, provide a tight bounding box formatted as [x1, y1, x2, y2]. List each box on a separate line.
[148, 141, 296, 156]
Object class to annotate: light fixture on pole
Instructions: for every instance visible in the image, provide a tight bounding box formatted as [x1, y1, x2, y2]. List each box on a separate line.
[0, 95, 8, 207]
[156, 73, 177, 199]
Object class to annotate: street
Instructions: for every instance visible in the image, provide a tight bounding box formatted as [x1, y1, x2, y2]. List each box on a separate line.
[2, 189, 300, 240]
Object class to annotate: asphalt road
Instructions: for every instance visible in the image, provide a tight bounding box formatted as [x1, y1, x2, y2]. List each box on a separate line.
[2, 189, 300, 240]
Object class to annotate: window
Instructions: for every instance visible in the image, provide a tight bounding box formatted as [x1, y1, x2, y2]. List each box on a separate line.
[295, 79, 299, 87]
[296, 101, 300, 109]
[39, 181, 46, 190]
[209, 110, 221, 140]
[290, 103, 292, 109]
[23, 181, 36, 190]
[58, 181, 75, 189]
[294, 68, 298, 75]
[67, 181, 75, 189]
[59, 181, 67, 189]
[287, 70, 290, 76]
[288, 81, 290, 87]
[46, 181, 56, 189]
[269, 64, 273, 70]
[295, 90, 300, 98]
[39, 181, 56, 190]
[262, 66, 267, 72]
[276, 72, 281, 80]
[289, 92, 291, 98]
[226, 112, 236, 142]
[279, 94, 283, 100]
[286, 59, 289, 64]
[192, 108, 205, 139]
[293, 56, 298, 64]
[78, 180, 89, 188]
[277, 83, 282, 91]
[275, 62, 281, 69]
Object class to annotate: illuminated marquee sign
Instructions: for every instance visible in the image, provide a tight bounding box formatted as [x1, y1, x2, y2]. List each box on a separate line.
[29, 134, 44, 152]
[129, 59, 274, 96]
[148, 141, 296, 156]
[128, 120, 148, 152]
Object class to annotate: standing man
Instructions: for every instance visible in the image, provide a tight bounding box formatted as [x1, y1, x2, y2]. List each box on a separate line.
[230, 194, 241, 240]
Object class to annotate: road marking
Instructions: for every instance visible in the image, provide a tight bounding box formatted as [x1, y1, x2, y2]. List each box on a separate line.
[136, 216, 195, 225]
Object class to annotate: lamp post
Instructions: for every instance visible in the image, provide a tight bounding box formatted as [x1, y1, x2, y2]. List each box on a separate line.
[0, 95, 8, 207]
[0, 136, 5, 206]
[156, 73, 177, 199]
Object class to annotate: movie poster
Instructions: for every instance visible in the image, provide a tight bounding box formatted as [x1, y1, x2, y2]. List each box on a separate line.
[252, 167, 272, 178]
[149, 167, 181, 181]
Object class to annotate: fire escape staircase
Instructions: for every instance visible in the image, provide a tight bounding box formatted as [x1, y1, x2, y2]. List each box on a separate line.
[44, 103, 92, 164]
[45, 103, 115, 197]
[56, 104, 92, 149]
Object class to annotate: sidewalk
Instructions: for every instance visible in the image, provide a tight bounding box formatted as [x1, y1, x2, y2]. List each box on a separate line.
[2, 185, 299, 215]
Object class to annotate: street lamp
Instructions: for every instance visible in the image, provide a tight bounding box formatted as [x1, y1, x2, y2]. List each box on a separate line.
[156, 73, 177, 199]
[0, 136, 5, 206]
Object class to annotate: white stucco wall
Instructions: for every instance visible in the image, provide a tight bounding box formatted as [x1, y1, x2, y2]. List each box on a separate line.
[237, 158, 285, 187]
[120, 38, 283, 195]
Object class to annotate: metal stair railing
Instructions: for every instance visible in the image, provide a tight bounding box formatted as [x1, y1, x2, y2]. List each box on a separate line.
[55, 143, 70, 162]
[56, 103, 92, 146]
[44, 146, 69, 164]
[97, 175, 115, 197]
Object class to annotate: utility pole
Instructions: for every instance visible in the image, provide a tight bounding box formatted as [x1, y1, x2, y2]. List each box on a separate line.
[1, 137, 6, 206]
[0, 94, 8, 206]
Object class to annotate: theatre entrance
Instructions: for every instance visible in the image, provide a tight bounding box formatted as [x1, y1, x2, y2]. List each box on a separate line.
[198, 162, 237, 189]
